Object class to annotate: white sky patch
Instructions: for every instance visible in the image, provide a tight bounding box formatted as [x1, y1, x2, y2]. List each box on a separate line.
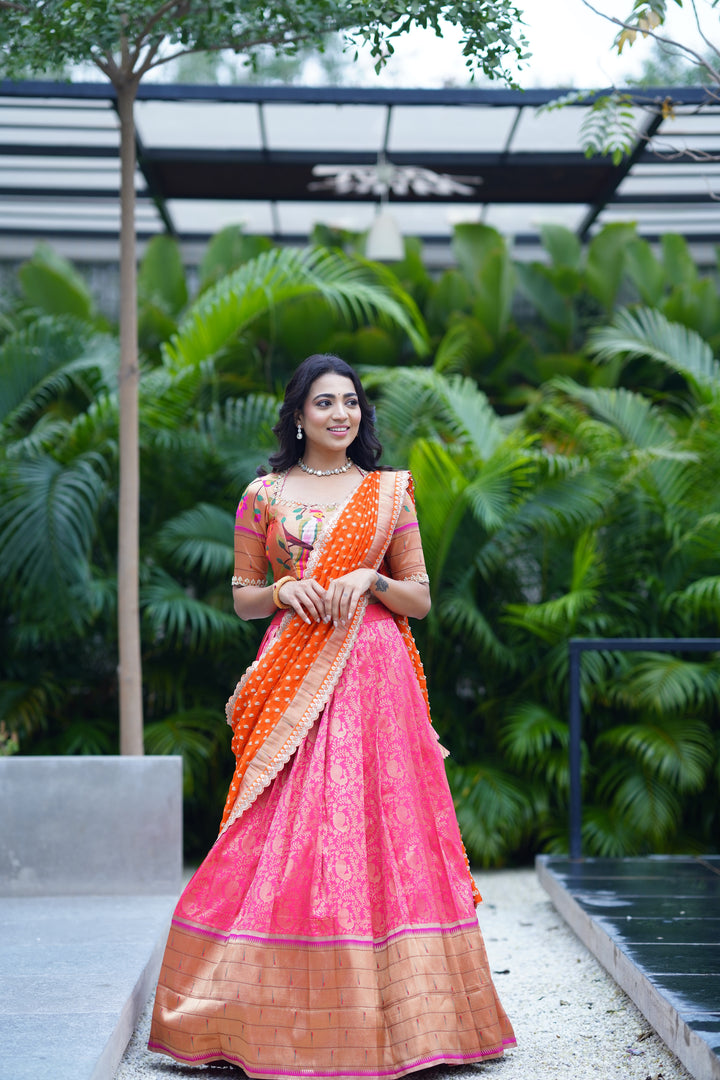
[337, 0, 713, 89]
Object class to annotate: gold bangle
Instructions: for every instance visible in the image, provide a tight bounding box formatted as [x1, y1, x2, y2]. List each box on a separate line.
[272, 575, 295, 610]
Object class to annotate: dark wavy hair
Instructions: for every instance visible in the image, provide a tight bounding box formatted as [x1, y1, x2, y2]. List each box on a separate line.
[261, 354, 383, 475]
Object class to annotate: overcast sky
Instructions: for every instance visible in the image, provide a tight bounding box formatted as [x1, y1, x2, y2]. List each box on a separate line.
[334, 0, 711, 89]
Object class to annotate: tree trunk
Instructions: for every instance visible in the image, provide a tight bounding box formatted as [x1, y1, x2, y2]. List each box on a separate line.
[116, 78, 144, 755]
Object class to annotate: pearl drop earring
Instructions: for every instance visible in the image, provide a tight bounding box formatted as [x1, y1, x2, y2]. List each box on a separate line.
[296, 422, 303, 441]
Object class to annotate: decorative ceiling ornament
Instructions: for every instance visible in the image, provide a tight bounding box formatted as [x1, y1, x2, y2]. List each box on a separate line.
[309, 158, 483, 199]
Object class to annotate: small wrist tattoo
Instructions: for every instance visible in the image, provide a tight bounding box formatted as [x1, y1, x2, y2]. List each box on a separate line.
[374, 575, 389, 593]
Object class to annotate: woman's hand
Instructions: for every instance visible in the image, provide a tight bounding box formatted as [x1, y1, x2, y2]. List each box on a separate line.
[324, 568, 376, 626]
[277, 577, 328, 625]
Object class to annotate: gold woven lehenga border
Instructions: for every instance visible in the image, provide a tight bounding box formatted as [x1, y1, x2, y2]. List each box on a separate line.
[148, 919, 516, 1078]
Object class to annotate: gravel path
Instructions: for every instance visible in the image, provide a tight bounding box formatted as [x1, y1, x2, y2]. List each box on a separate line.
[115, 867, 693, 1080]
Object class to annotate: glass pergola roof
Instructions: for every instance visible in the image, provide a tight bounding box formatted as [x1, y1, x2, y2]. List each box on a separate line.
[0, 80, 718, 266]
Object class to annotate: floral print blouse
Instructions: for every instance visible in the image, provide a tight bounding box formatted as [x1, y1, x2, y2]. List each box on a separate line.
[233, 470, 430, 587]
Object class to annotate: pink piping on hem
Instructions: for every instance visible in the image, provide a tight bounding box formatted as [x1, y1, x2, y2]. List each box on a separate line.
[169, 915, 480, 950]
[147, 1040, 517, 1077]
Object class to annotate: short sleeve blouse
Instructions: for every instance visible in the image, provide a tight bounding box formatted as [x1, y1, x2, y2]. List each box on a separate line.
[232, 471, 429, 587]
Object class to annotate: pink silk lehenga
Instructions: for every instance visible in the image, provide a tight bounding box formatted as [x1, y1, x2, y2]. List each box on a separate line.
[148, 469, 516, 1077]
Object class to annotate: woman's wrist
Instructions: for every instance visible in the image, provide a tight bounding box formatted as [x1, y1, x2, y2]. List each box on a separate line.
[272, 575, 295, 610]
[370, 572, 390, 597]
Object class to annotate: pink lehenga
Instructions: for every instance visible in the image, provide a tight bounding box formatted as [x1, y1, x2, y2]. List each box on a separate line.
[148, 469, 516, 1077]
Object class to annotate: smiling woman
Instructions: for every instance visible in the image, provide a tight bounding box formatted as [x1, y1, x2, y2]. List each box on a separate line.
[147, 352, 516, 1077]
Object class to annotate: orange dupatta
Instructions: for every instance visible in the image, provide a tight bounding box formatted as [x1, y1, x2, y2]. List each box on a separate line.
[219, 469, 417, 835]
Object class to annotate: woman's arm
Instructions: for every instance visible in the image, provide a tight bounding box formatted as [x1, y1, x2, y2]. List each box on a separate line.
[232, 584, 276, 621]
[370, 572, 431, 620]
[323, 568, 431, 626]
[234, 578, 328, 624]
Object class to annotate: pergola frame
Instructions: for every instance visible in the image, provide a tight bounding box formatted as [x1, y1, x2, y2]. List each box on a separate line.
[1, 79, 719, 264]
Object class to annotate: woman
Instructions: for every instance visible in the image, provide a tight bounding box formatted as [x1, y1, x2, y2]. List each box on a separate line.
[148, 354, 516, 1076]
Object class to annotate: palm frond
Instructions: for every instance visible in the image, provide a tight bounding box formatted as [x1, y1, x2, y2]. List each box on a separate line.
[587, 307, 720, 399]
[609, 653, 720, 715]
[463, 443, 536, 532]
[198, 394, 279, 489]
[163, 247, 429, 371]
[499, 702, 570, 768]
[142, 568, 246, 651]
[0, 316, 117, 432]
[144, 709, 221, 796]
[598, 717, 713, 793]
[436, 374, 507, 460]
[433, 322, 473, 373]
[554, 377, 674, 449]
[156, 502, 235, 579]
[670, 575, 720, 618]
[445, 759, 536, 866]
[577, 804, 644, 857]
[408, 438, 469, 584]
[598, 760, 682, 844]
[436, 583, 517, 668]
[0, 453, 106, 603]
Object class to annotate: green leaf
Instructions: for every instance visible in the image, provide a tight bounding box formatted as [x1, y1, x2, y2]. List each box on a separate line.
[164, 247, 429, 369]
[540, 224, 582, 270]
[515, 262, 574, 342]
[625, 238, 667, 306]
[662, 233, 698, 288]
[199, 226, 274, 291]
[610, 654, 720, 715]
[452, 224, 515, 343]
[585, 223, 638, 314]
[138, 234, 188, 317]
[587, 307, 720, 399]
[445, 759, 536, 866]
[156, 502, 235, 579]
[18, 244, 96, 321]
[598, 716, 713, 793]
[0, 454, 106, 609]
[142, 568, 245, 651]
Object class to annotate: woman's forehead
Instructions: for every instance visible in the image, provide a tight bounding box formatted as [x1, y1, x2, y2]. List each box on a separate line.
[306, 373, 357, 399]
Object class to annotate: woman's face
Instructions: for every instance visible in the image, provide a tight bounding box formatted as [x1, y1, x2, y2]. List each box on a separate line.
[298, 372, 361, 457]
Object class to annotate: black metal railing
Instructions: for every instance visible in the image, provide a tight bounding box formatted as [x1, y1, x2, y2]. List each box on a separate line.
[568, 637, 720, 859]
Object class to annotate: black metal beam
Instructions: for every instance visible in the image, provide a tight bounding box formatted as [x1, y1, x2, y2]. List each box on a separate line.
[2, 78, 716, 109]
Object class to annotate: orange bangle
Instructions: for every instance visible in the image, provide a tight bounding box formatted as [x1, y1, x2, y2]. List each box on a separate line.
[272, 575, 295, 610]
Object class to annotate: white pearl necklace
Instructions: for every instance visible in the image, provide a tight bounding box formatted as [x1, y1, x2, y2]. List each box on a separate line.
[297, 457, 353, 476]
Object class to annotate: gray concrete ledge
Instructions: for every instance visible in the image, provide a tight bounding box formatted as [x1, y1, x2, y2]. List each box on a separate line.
[0, 756, 183, 896]
[0, 892, 178, 1080]
[537, 855, 720, 1080]
[0, 755, 184, 1078]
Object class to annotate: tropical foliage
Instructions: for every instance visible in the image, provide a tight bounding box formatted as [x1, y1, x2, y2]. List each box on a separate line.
[1, 221, 718, 863]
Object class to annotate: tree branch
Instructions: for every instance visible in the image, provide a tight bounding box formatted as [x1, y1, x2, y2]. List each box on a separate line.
[580, 0, 720, 85]
[689, 0, 720, 63]
[135, 36, 167, 80]
[133, 0, 190, 52]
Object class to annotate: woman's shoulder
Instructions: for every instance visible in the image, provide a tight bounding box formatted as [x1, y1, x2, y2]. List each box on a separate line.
[242, 472, 283, 497]
[236, 473, 283, 521]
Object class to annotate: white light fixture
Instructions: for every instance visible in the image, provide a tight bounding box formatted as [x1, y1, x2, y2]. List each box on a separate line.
[366, 208, 405, 261]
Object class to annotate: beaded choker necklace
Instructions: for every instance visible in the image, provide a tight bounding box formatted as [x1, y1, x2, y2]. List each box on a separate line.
[297, 457, 353, 477]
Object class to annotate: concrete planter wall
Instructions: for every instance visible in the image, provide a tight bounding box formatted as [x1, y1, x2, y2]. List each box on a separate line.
[0, 755, 183, 896]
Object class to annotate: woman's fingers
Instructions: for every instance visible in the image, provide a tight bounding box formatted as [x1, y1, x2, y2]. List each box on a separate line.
[279, 579, 327, 623]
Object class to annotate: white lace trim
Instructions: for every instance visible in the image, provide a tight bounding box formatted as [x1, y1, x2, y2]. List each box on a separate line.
[231, 575, 266, 587]
[402, 572, 430, 584]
